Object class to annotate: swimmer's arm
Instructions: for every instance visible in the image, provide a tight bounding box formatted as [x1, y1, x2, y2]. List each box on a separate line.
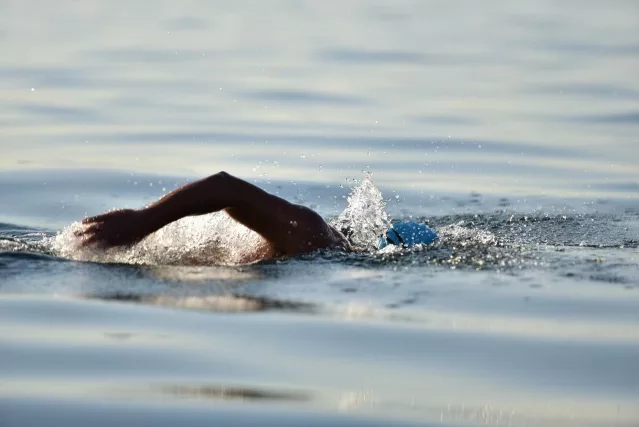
[81, 172, 335, 254]
[145, 172, 336, 254]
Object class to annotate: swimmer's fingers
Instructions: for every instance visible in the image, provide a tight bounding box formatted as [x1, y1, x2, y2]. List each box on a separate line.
[74, 222, 103, 237]
[82, 214, 104, 225]
[79, 230, 121, 249]
[82, 210, 122, 225]
[75, 225, 104, 247]
[80, 233, 102, 247]
[76, 209, 149, 248]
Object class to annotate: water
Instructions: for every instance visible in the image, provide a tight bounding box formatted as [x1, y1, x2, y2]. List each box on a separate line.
[1, 1, 639, 426]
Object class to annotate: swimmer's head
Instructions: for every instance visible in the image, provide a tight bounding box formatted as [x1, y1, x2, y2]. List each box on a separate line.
[378, 221, 438, 249]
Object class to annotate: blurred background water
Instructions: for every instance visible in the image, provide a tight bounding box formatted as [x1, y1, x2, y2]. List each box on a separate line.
[1, 1, 638, 426]
[2, 0, 638, 199]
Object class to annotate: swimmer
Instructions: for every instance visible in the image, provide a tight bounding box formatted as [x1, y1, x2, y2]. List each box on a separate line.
[78, 171, 437, 262]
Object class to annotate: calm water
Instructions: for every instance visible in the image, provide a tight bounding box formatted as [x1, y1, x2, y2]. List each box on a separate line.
[1, 1, 639, 426]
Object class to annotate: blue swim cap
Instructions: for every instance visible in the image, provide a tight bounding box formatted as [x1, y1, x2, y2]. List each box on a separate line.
[378, 221, 438, 249]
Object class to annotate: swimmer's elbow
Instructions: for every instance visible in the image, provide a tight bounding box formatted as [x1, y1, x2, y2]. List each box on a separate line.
[206, 171, 232, 183]
[203, 171, 237, 191]
[215, 171, 232, 179]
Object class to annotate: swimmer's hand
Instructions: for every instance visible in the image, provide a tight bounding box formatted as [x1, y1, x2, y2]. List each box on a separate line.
[77, 209, 153, 248]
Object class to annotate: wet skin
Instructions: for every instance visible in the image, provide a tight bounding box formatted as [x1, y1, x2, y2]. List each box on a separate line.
[77, 172, 351, 261]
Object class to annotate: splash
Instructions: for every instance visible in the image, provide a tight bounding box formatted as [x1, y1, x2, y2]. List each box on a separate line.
[49, 174, 391, 265]
[0, 230, 50, 254]
[330, 174, 390, 252]
[436, 221, 499, 246]
[9, 174, 531, 270]
[50, 212, 268, 266]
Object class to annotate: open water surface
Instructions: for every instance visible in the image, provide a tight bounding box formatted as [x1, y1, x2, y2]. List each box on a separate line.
[1, 1, 638, 426]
